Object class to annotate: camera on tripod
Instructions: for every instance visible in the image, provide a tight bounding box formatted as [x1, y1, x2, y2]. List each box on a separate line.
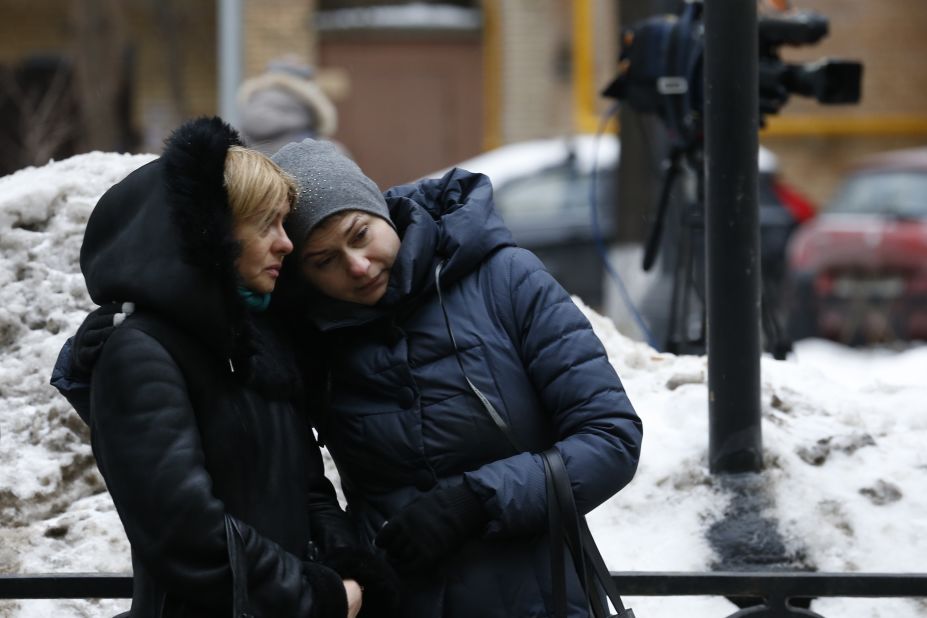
[598, 0, 863, 356]
[602, 0, 862, 148]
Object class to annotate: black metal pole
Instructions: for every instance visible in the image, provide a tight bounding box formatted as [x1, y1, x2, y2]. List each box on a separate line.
[703, 0, 763, 473]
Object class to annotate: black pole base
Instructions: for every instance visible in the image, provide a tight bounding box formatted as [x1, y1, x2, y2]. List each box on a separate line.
[707, 473, 814, 611]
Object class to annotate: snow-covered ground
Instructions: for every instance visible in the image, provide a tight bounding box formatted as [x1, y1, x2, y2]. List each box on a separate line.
[1, 154, 925, 617]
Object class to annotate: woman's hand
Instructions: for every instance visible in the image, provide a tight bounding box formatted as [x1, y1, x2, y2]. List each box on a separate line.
[343, 578, 363, 618]
[374, 483, 487, 573]
[322, 547, 401, 618]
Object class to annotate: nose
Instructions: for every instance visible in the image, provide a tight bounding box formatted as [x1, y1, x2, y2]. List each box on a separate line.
[272, 223, 293, 256]
[346, 251, 370, 277]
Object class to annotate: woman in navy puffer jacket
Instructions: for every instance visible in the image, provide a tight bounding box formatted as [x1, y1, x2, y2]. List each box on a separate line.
[271, 139, 643, 618]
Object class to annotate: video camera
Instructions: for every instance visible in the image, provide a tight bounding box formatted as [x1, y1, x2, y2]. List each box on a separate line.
[598, 1, 863, 356]
[602, 0, 863, 148]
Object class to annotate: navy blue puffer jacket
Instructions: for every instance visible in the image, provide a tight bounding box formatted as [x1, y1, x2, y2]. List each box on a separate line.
[302, 169, 643, 617]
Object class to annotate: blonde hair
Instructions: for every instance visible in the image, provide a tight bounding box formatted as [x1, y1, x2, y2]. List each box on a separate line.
[224, 145, 297, 226]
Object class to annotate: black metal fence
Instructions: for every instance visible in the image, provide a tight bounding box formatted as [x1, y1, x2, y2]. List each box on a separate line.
[612, 571, 927, 617]
[2, 571, 925, 617]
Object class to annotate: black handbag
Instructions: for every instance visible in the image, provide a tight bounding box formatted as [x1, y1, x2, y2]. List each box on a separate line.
[542, 448, 635, 618]
[225, 514, 256, 618]
[435, 263, 635, 618]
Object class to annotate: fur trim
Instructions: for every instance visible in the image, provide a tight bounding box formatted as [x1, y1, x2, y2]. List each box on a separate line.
[160, 116, 255, 372]
[162, 116, 241, 275]
[238, 71, 338, 137]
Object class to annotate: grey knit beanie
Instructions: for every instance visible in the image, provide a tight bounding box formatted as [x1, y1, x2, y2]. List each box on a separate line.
[271, 139, 393, 250]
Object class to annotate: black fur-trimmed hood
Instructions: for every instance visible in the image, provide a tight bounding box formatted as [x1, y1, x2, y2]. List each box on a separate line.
[80, 117, 255, 368]
[162, 116, 242, 287]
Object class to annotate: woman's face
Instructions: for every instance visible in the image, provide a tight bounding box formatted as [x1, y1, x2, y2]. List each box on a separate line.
[298, 210, 400, 305]
[234, 195, 294, 294]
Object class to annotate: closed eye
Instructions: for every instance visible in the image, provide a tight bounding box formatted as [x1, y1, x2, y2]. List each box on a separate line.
[307, 252, 335, 269]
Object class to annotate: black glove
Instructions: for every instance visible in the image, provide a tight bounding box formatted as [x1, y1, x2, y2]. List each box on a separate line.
[71, 302, 134, 379]
[374, 483, 487, 574]
[322, 547, 401, 618]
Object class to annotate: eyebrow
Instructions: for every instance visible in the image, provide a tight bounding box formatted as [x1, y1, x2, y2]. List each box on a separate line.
[302, 213, 363, 259]
[259, 205, 287, 227]
[343, 213, 363, 237]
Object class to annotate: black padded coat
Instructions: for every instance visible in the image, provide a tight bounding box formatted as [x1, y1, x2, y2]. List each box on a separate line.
[279, 170, 643, 617]
[64, 118, 355, 617]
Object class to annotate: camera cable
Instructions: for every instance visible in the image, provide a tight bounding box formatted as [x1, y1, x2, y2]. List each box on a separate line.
[588, 103, 659, 350]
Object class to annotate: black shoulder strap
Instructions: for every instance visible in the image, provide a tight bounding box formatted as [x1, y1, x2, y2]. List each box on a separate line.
[434, 261, 634, 618]
[434, 260, 524, 454]
[543, 448, 634, 618]
[225, 514, 255, 618]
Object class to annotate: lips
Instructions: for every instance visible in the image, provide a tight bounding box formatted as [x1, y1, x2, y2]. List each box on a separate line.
[265, 264, 281, 277]
[357, 271, 385, 292]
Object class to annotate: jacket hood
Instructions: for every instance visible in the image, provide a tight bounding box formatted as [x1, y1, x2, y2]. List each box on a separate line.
[237, 70, 338, 143]
[80, 117, 253, 363]
[279, 168, 515, 332]
[392, 168, 514, 284]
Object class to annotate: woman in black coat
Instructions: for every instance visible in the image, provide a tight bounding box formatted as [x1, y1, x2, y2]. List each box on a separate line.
[52, 118, 394, 617]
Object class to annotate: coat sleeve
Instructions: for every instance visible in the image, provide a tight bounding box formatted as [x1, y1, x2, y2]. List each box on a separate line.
[49, 337, 92, 425]
[463, 248, 643, 537]
[90, 327, 347, 617]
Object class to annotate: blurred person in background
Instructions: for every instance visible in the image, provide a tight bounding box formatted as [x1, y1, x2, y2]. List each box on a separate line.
[237, 57, 340, 156]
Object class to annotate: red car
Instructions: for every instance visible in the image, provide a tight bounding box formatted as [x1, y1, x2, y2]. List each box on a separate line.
[785, 147, 927, 345]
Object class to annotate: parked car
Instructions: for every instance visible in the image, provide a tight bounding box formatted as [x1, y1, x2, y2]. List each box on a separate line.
[785, 147, 927, 345]
[429, 135, 813, 350]
[430, 135, 619, 308]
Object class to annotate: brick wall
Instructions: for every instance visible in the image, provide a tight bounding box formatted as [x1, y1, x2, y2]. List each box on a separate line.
[243, 0, 318, 79]
[2, 0, 922, 197]
[498, 0, 572, 142]
[1, 1, 218, 153]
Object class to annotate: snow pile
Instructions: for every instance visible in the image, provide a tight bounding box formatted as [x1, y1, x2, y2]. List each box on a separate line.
[0, 153, 155, 617]
[578, 307, 927, 617]
[2, 154, 925, 617]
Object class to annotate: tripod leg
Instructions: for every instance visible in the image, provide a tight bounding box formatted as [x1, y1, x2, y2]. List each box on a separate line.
[667, 201, 697, 354]
[761, 277, 791, 360]
[642, 148, 683, 272]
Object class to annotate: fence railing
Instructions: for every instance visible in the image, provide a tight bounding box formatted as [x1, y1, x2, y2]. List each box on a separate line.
[0, 574, 131, 600]
[2, 571, 925, 617]
[611, 571, 927, 617]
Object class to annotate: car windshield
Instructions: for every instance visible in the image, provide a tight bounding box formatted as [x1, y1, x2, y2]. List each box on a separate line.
[494, 163, 615, 220]
[828, 171, 927, 218]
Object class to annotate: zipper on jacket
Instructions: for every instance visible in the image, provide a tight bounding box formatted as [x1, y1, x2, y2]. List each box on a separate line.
[434, 260, 523, 453]
[306, 540, 321, 562]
